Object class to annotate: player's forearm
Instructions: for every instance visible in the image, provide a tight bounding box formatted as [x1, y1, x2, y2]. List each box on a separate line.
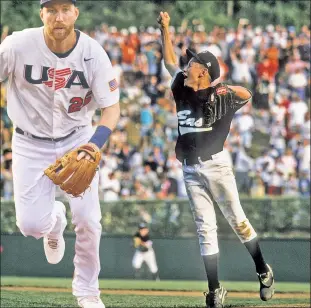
[98, 103, 120, 131]
[160, 26, 178, 69]
[88, 103, 120, 149]
[227, 85, 252, 101]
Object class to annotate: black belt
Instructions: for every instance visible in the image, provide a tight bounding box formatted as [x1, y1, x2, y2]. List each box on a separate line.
[15, 127, 77, 142]
[183, 153, 213, 165]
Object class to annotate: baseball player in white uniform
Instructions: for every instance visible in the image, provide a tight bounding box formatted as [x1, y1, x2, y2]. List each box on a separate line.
[0, 1, 120, 307]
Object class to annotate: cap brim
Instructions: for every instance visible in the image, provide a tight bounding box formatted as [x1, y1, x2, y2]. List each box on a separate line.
[41, 0, 76, 7]
[186, 49, 203, 64]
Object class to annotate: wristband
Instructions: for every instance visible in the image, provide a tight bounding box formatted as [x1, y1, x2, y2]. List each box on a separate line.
[89, 125, 112, 149]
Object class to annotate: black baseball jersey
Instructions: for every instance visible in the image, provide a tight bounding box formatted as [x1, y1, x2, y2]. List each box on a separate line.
[134, 232, 150, 242]
[171, 71, 251, 162]
[134, 232, 150, 252]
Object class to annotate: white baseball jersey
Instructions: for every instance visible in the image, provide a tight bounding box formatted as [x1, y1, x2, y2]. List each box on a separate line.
[0, 27, 119, 138]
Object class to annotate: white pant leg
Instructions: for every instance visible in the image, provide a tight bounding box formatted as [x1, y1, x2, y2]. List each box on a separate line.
[55, 126, 102, 298]
[132, 251, 144, 269]
[183, 166, 219, 256]
[12, 132, 65, 239]
[198, 151, 257, 243]
[144, 249, 158, 274]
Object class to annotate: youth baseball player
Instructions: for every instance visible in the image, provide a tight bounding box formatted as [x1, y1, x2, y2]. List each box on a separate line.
[157, 12, 274, 308]
[0, 1, 120, 307]
[132, 223, 160, 281]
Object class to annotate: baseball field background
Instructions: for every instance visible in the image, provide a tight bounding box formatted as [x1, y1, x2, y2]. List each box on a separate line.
[1, 194, 310, 308]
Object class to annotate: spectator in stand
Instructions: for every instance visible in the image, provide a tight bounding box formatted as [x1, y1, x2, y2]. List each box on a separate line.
[131, 179, 153, 199]
[287, 93, 308, 134]
[101, 171, 121, 202]
[268, 155, 285, 195]
[271, 92, 288, 126]
[156, 172, 178, 200]
[301, 112, 310, 140]
[299, 139, 310, 175]
[230, 48, 253, 88]
[228, 127, 242, 165]
[287, 68, 308, 100]
[118, 144, 134, 172]
[136, 162, 160, 191]
[297, 34, 311, 63]
[143, 41, 159, 76]
[234, 147, 254, 195]
[120, 171, 133, 199]
[234, 109, 255, 149]
[298, 170, 310, 197]
[120, 30, 138, 72]
[269, 120, 287, 156]
[283, 172, 299, 196]
[151, 121, 165, 150]
[95, 23, 109, 47]
[240, 39, 256, 71]
[281, 148, 297, 180]
[140, 98, 153, 141]
[143, 75, 163, 106]
[250, 174, 266, 197]
[153, 146, 166, 169]
[255, 150, 275, 194]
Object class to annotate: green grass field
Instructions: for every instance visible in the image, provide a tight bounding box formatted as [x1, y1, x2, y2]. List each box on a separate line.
[1, 276, 310, 308]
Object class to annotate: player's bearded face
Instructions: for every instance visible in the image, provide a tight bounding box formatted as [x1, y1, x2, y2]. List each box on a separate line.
[40, 2, 79, 41]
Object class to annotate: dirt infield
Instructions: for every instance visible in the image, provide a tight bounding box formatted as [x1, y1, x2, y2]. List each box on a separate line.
[2, 286, 309, 300]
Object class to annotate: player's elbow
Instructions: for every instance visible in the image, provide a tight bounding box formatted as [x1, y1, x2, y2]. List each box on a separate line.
[235, 86, 252, 102]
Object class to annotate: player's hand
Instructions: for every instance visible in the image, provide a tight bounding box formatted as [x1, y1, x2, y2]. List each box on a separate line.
[157, 11, 170, 29]
[77, 143, 99, 161]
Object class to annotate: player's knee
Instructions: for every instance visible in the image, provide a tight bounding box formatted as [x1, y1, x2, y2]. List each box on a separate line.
[74, 216, 102, 232]
[17, 216, 52, 239]
[232, 219, 257, 242]
[196, 225, 217, 238]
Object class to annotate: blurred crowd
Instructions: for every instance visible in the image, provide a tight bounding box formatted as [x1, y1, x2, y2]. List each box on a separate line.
[1, 20, 310, 201]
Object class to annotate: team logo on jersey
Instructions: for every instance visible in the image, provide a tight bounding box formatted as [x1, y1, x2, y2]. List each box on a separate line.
[177, 110, 213, 135]
[24, 65, 90, 90]
[216, 86, 228, 95]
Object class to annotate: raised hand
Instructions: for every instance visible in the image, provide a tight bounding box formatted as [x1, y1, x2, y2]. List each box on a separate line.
[157, 11, 170, 29]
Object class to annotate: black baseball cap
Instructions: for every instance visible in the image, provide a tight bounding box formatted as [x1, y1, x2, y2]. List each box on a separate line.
[138, 223, 148, 229]
[186, 49, 220, 82]
[40, 0, 76, 7]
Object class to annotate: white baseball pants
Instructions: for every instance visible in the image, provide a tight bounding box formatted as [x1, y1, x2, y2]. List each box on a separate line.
[183, 150, 257, 256]
[132, 249, 158, 274]
[12, 126, 102, 297]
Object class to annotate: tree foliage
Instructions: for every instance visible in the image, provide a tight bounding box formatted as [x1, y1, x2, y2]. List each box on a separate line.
[1, 0, 310, 34]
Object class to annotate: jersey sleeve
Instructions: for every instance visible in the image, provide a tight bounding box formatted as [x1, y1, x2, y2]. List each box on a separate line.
[229, 87, 252, 110]
[91, 48, 120, 108]
[170, 69, 184, 90]
[0, 35, 15, 82]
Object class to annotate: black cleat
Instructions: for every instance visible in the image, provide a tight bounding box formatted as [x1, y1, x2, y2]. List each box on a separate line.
[204, 285, 227, 308]
[257, 264, 275, 301]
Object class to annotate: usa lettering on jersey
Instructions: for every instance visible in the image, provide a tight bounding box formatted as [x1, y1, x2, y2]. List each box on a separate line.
[24, 65, 89, 90]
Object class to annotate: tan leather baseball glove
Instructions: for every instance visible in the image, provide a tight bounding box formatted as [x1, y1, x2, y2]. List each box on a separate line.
[44, 143, 101, 198]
